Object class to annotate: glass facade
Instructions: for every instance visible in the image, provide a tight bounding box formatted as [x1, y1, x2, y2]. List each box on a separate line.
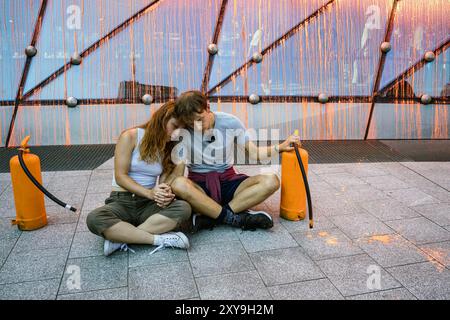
[0, 0, 448, 146]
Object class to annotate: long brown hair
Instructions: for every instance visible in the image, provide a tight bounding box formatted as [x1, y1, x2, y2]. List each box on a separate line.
[138, 101, 176, 174]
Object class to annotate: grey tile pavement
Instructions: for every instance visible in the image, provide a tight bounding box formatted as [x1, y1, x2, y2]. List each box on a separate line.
[387, 262, 450, 300]
[0, 161, 448, 300]
[316, 254, 401, 297]
[128, 261, 198, 299]
[385, 217, 450, 245]
[249, 247, 324, 286]
[196, 271, 272, 300]
[268, 278, 344, 300]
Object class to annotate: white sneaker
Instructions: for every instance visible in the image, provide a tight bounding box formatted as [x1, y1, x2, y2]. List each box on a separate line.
[104, 240, 135, 256]
[149, 232, 190, 255]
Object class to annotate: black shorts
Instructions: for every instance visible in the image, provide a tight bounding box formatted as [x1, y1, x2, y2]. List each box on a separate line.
[196, 175, 249, 205]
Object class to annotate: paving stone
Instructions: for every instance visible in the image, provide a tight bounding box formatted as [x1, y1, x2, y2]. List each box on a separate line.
[53, 171, 92, 178]
[280, 212, 335, 233]
[388, 262, 450, 300]
[81, 192, 109, 212]
[319, 173, 367, 188]
[128, 244, 189, 268]
[128, 261, 197, 299]
[86, 179, 114, 194]
[250, 247, 324, 286]
[0, 180, 10, 196]
[0, 237, 17, 268]
[363, 175, 410, 190]
[0, 218, 21, 240]
[69, 231, 104, 258]
[0, 247, 68, 284]
[0, 196, 15, 218]
[309, 164, 348, 175]
[385, 217, 450, 245]
[13, 223, 76, 253]
[419, 241, 450, 268]
[0, 279, 60, 300]
[340, 187, 391, 205]
[48, 174, 91, 191]
[268, 278, 344, 300]
[292, 228, 363, 261]
[189, 225, 239, 247]
[76, 210, 91, 232]
[412, 203, 450, 227]
[385, 188, 440, 207]
[346, 288, 416, 300]
[196, 271, 272, 300]
[46, 206, 80, 225]
[358, 199, 420, 221]
[344, 164, 388, 178]
[356, 234, 429, 268]
[57, 287, 127, 300]
[44, 190, 86, 209]
[314, 195, 369, 217]
[330, 213, 394, 239]
[416, 185, 450, 203]
[188, 241, 253, 277]
[234, 224, 298, 253]
[316, 254, 401, 297]
[59, 253, 128, 295]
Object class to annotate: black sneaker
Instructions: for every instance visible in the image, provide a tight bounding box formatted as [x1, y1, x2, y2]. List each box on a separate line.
[233, 210, 274, 231]
[191, 213, 217, 233]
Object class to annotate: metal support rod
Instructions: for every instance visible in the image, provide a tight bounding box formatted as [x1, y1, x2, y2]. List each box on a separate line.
[364, 0, 399, 140]
[201, 0, 228, 93]
[5, 0, 48, 148]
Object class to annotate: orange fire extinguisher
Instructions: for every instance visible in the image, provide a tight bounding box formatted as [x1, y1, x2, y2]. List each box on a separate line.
[280, 130, 313, 228]
[10, 136, 47, 230]
[10, 136, 77, 231]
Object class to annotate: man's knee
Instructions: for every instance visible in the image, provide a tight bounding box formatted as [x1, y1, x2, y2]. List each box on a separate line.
[171, 176, 193, 197]
[261, 174, 280, 193]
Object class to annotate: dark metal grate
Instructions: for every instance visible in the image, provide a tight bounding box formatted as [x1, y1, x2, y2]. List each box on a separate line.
[0, 144, 115, 173]
[301, 140, 413, 164]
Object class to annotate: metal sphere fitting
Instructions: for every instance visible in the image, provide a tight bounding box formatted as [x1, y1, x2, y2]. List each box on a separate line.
[66, 96, 78, 108]
[142, 94, 153, 105]
[207, 43, 218, 55]
[248, 94, 260, 104]
[424, 51, 435, 62]
[25, 45, 37, 57]
[318, 93, 328, 104]
[70, 52, 82, 65]
[380, 42, 391, 53]
[420, 94, 432, 105]
[252, 52, 263, 63]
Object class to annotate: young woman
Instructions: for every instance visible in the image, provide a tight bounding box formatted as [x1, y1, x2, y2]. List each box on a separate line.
[87, 101, 192, 256]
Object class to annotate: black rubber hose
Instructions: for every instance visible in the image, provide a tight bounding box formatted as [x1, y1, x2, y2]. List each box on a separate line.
[293, 144, 313, 228]
[18, 150, 77, 212]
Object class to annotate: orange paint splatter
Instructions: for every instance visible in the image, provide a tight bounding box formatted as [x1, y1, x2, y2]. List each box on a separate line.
[367, 235, 392, 244]
[326, 237, 338, 246]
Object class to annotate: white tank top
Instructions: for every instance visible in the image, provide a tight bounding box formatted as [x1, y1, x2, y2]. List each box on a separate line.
[112, 128, 163, 189]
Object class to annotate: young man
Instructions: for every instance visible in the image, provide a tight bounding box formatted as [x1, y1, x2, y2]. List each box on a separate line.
[169, 91, 301, 232]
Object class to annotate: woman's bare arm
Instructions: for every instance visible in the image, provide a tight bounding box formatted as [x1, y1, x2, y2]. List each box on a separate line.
[114, 129, 155, 199]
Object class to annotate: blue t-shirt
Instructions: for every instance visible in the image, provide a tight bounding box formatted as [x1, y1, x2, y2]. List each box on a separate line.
[176, 112, 250, 173]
